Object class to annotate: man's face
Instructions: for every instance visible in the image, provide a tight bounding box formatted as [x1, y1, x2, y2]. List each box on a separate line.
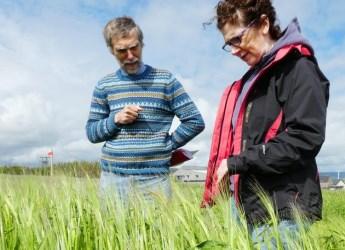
[111, 29, 143, 74]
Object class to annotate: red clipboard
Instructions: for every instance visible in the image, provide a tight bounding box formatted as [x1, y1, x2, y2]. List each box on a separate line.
[170, 149, 198, 166]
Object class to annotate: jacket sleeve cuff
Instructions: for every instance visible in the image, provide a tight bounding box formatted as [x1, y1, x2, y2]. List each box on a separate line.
[227, 156, 248, 174]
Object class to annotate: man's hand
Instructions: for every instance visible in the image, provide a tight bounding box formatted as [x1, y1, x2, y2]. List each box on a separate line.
[114, 105, 143, 125]
[216, 158, 229, 185]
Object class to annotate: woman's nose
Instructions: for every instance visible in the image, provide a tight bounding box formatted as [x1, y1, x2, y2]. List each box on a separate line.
[231, 46, 241, 56]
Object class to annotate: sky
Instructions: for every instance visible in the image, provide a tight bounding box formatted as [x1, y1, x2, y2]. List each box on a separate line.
[0, 0, 344, 171]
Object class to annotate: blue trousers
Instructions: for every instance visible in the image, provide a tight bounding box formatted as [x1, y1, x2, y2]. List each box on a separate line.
[230, 197, 304, 249]
[99, 171, 172, 206]
[249, 220, 302, 250]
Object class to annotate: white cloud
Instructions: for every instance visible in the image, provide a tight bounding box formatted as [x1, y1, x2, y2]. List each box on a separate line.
[0, 93, 58, 163]
[0, 93, 52, 133]
[0, 2, 112, 165]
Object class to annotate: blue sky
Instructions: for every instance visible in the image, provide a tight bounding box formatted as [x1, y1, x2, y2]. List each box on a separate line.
[0, 0, 344, 171]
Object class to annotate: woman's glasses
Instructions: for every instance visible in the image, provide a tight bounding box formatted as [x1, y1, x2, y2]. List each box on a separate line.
[222, 19, 257, 52]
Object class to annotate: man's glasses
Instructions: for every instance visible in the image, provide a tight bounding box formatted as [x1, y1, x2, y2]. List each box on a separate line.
[222, 19, 257, 52]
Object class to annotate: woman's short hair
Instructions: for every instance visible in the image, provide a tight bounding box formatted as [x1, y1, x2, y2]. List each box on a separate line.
[216, 0, 281, 40]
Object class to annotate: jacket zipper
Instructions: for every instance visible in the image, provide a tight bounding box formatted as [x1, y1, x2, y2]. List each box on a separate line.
[242, 102, 252, 152]
[239, 101, 253, 200]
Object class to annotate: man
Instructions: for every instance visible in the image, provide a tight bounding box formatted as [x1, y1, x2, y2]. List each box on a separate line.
[86, 16, 205, 203]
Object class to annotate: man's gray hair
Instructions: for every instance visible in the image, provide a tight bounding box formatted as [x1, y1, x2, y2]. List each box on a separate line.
[103, 16, 144, 51]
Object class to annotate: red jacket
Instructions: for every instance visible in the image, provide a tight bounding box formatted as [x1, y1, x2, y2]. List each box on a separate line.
[201, 44, 314, 207]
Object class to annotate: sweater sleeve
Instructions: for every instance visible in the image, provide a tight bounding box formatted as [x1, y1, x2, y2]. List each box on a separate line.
[85, 84, 121, 143]
[168, 77, 205, 150]
[227, 57, 329, 175]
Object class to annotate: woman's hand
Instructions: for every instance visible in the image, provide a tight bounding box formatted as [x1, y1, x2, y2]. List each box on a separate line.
[216, 158, 229, 184]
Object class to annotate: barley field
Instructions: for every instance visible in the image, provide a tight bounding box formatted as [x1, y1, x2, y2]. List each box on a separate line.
[0, 173, 344, 250]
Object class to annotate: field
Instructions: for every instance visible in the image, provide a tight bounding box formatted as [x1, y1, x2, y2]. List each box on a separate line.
[0, 173, 345, 250]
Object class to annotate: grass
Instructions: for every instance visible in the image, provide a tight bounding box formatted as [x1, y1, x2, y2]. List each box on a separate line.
[0, 173, 344, 249]
[0, 161, 100, 177]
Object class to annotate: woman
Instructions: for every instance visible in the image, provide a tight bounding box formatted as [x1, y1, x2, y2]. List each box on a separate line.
[202, 0, 329, 247]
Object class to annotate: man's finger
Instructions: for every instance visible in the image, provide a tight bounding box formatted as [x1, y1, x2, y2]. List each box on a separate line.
[125, 109, 140, 118]
[126, 105, 143, 112]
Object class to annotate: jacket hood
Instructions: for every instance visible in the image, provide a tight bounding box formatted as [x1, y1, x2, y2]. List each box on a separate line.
[261, 18, 313, 66]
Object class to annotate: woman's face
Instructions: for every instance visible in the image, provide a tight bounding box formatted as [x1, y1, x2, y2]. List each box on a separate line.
[221, 17, 272, 66]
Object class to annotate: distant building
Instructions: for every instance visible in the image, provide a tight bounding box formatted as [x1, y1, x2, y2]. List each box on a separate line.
[320, 176, 333, 189]
[330, 179, 345, 190]
[335, 180, 345, 188]
[171, 167, 206, 183]
[320, 176, 345, 190]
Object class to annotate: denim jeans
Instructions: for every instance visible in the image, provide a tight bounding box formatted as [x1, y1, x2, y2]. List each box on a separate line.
[249, 220, 303, 250]
[230, 197, 305, 250]
[99, 171, 172, 206]
[230, 196, 241, 223]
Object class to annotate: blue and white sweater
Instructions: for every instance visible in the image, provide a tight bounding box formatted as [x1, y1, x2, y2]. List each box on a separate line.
[86, 65, 205, 175]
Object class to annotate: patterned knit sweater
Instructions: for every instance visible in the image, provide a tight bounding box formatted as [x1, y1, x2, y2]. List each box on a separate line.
[86, 65, 205, 175]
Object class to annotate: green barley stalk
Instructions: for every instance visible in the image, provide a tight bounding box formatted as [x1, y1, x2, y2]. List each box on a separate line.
[1, 173, 345, 249]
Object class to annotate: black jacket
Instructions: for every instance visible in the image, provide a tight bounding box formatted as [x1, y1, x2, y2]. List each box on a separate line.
[227, 49, 329, 225]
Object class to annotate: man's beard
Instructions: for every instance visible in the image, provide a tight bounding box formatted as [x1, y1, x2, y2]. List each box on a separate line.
[122, 60, 140, 74]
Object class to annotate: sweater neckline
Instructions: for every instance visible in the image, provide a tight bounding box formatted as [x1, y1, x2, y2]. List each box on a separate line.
[116, 64, 152, 80]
